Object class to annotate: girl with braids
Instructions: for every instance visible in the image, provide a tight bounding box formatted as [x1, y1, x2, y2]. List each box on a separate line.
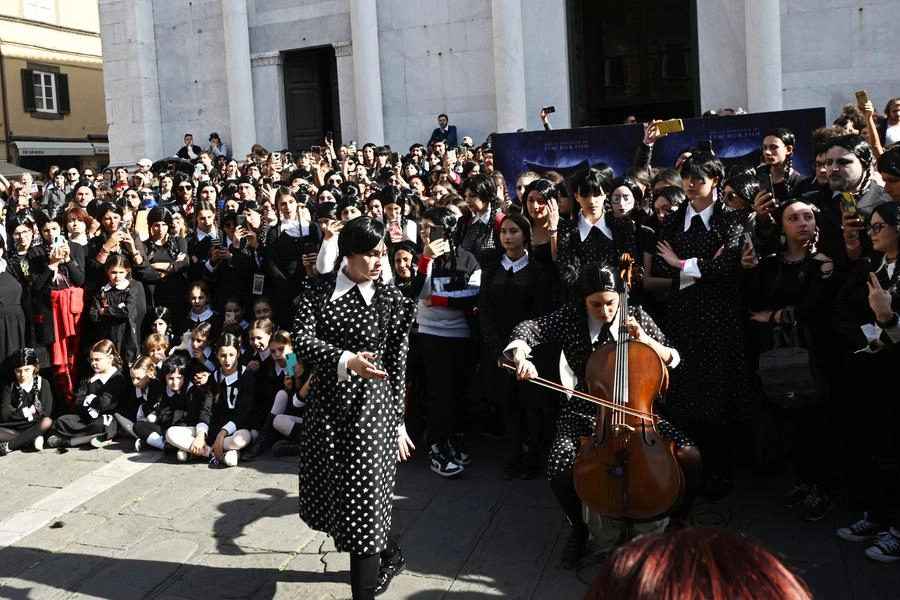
[0, 349, 54, 455]
[194, 333, 254, 467]
[89, 254, 143, 366]
[741, 199, 839, 522]
[557, 167, 638, 302]
[456, 173, 504, 267]
[479, 212, 550, 479]
[653, 151, 750, 499]
[380, 186, 419, 245]
[141, 207, 189, 320]
[758, 128, 805, 202]
[47, 340, 127, 450]
[292, 216, 416, 599]
[103, 355, 162, 450]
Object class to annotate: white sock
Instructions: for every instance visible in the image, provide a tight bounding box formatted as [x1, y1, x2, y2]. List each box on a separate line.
[147, 432, 165, 450]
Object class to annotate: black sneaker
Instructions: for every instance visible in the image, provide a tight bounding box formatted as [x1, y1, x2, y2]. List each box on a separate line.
[429, 444, 463, 477]
[449, 433, 471, 466]
[865, 530, 900, 563]
[800, 486, 833, 522]
[561, 526, 589, 569]
[46, 435, 70, 451]
[779, 478, 809, 509]
[837, 513, 883, 542]
[271, 440, 300, 457]
[374, 550, 406, 595]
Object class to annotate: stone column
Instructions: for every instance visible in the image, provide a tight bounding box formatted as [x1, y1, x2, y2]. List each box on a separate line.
[222, 0, 258, 157]
[98, 0, 164, 164]
[491, 0, 527, 133]
[251, 52, 288, 151]
[333, 41, 357, 145]
[349, 0, 384, 144]
[745, 0, 783, 112]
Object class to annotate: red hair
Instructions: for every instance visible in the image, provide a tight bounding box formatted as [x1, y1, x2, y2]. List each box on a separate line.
[585, 528, 811, 600]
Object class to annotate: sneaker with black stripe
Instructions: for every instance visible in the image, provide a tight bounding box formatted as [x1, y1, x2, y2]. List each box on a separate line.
[799, 486, 833, 522]
[429, 443, 463, 477]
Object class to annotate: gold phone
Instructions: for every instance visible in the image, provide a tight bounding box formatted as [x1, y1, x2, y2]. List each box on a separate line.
[855, 90, 870, 108]
[657, 119, 684, 135]
[840, 192, 857, 215]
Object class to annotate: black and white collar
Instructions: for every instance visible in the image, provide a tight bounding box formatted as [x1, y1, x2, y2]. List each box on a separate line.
[500, 252, 529, 273]
[577, 212, 612, 242]
[684, 202, 715, 232]
[190, 307, 214, 322]
[331, 268, 376, 306]
[89, 368, 118, 384]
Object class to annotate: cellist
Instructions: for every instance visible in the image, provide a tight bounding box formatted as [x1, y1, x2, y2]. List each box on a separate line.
[504, 262, 699, 569]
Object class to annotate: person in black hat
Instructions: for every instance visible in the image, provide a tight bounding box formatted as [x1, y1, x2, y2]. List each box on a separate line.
[237, 175, 258, 201]
[207, 132, 231, 160]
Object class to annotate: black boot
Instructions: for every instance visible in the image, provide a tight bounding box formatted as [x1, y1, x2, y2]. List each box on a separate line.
[244, 415, 276, 461]
[374, 547, 406, 595]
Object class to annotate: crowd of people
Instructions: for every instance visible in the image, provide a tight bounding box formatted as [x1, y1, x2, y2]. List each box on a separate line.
[1, 103, 900, 595]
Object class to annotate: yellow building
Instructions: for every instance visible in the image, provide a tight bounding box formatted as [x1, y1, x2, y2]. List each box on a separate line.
[0, 0, 107, 179]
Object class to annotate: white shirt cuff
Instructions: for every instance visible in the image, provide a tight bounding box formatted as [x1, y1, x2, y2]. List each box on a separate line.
[397, 423, 407, 437]
[337, 351, 354, 382]
[666, 348, 682, 369]
[678, 258, 700, 290]
[196, 422, 209, 435]
[222, 421, 237, 436]
[502, 340, 532, 362]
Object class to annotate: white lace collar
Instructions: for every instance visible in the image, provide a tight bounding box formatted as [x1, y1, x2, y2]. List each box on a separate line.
[330, 267, 376, 306]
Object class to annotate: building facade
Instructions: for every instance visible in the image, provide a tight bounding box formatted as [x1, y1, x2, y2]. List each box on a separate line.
[0, 0, 108, 175]
[98, 0, 900, 165]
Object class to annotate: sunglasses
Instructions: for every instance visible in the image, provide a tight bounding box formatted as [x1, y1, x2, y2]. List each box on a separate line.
[178, 185, 193, 190]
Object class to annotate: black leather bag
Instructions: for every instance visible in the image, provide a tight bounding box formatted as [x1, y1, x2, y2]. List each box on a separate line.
[758, 325, 820, 408]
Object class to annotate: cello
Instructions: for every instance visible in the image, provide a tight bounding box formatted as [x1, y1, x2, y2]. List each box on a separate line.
[572, 255, 684, 522]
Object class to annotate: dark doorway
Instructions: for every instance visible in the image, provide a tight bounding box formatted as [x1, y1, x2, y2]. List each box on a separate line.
[283, 47, 341, 152]
[568, 0, 695, 126]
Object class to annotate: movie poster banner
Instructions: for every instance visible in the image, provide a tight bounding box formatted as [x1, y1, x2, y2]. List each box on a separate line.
[492, 108, 826, 199]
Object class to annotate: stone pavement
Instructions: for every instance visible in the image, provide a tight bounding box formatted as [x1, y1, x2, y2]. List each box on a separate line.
[0, 434, 898, 599]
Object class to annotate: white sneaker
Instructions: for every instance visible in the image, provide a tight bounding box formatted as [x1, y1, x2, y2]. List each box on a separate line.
[176, 450, 190, 462]
[134, 439, 143, 452]
[34, 436, 44, 451]
[223, 450, 239, 467]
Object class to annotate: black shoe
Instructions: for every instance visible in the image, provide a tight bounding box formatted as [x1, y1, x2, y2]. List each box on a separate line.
[0, 441, 8, 456]
[800, 486, 834, 523]
[242, 441, 262, 461]
[448, 433, 471, 466]
[374, 551, 406, 596]
[429, 443, 464, 477]
[779, 477, 809, 509]
[46, 435, 70, 452]
[271, 440, 300, 457]
[561, 527, 588, 569]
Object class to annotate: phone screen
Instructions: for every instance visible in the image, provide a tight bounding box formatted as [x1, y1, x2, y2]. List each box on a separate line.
[429, 225, 445, 243]
[236, 215, 248, 229]
[284, 352, 298, 374]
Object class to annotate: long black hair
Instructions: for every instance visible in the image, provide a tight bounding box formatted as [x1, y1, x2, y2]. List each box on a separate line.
[337, 216, 386, 259]
[577, 262, 624, 298]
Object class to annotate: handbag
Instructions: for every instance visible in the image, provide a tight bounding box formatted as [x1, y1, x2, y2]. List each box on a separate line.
[757, 324, 820, 408]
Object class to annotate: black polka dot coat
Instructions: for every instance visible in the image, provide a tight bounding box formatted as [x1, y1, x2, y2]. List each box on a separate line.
[651, 202, 751, 425]
[292, 273, 416, 555]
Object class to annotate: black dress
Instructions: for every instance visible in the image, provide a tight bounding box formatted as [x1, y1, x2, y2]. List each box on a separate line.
[55, 370, 127, 437]
[0, 270, 27, 370]
[89, 282, 144, 367]
[141, 235, 189, 319]
[292, 272, 416, 555]
[556, 213, 636, 300]
[0, 376, 54, 430]
[652, 203, 750, 425]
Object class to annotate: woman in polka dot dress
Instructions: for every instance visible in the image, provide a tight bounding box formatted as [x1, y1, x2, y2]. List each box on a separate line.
[292, 217, 417, 600]
[652, 152, 750, 498]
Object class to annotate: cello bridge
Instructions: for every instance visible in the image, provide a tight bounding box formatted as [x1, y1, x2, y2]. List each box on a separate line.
[613, 424, 635, 435]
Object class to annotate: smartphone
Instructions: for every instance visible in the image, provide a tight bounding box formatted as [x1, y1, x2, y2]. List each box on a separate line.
[349, 140, 357, 148]
[325, 131, 333, 142]
[284, 352, 299, 374]
[428, 224, 446, 243]
[855, 90, 870, 108]
[194, 163, 203, 174]
[541, 105, 556, 114]
[302, 238, 319, 255]
[758, 171, 774, 196]
[657, 118, 684, 135]
[743, 231, 754, 250]
[211, 237, 223, 248]
[391, 152, 400, 164]
[446, 148, 457, 162]
[839, 192, 857, 215]
[118, 221, 128, 232]
[698, 139, 713, 153]
[236, 214, 249, 229]
[310, 145, 322, 154]
[51, 235, 65, 251]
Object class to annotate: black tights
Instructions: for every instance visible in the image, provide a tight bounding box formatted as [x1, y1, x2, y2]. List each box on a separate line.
[0, 419, 52, 451]
[349, 539, 400, 600]
[549, 469, 587, 535]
